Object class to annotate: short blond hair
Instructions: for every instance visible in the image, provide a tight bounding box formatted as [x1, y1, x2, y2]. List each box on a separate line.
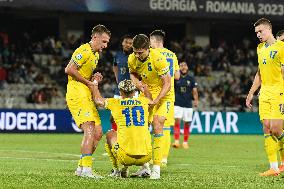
[254, 18, 272, 29]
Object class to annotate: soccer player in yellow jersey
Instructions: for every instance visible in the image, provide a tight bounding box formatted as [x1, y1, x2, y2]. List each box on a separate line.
[92, 79, 152, 178]
[65, 24, 111, 179]
[128, 34, 171, 179]
[246, 18, 284, 176]
[150, 30, 180, 166]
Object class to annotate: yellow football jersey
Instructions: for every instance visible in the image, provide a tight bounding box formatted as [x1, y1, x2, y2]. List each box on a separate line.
[105, 96, 152, 156]
[66, 43, 100, 99]
[128, 48, 170, 99]
[156, 47, 179, 102]
[257, 40, 284, 99]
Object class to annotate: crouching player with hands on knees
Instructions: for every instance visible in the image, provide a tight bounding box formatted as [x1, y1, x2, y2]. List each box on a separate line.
[92, 78, 152, 178]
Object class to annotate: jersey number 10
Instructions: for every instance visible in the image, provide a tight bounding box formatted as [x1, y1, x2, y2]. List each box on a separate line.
[122, 106, 145, 127]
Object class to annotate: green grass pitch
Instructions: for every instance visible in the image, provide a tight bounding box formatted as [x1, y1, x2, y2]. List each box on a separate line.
[0, 134, 283, 189]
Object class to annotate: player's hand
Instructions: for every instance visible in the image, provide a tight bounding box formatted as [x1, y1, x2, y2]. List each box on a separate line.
[149, 99, 158, 106]
[136, 81, 145, 93]
[193, 100, 199, 107]
[92, 72, 103, 83]
[246, 93, 253, 109]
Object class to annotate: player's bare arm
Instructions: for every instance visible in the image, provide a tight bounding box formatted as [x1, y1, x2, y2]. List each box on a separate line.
[174, 70, 180, 80]
[65, 60, 94, 89]
[92, 80, 105, 107]
[140, 81, 153, 101]
[192, 87, 199, 107]
[149, 72, 171, 106]
[113, 65, 118, 83]
[130, 72, 144, 92]
[246, 69, 261, 109]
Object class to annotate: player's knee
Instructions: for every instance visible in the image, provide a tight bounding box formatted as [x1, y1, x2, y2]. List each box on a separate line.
[263, 126, 270, 134]
[95, 130, 103, 141]
[106, 130, 115, 139]
[270, 127, 282, 137]
[82, 122, 96, 136]
[262, 119, 270, 129]
[93, 125, 103, 140]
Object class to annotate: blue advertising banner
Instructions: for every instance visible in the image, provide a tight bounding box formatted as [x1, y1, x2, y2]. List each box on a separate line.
[0, 109, 263, 134]
[0, 109, 111, 133]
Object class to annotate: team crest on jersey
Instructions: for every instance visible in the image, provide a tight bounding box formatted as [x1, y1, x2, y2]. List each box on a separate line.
[75, 54, 83, 60]
[142, 73, 147, 78]
[187, 80, 191, 85]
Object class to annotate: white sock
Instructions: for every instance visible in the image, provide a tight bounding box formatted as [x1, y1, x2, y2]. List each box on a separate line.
[161, 158, 167, 163]
[270, 162, 279, 171]
[152, 165, 160, 173]
[142, 162, 150, 169]
[183, 142, 188, 145]
[82, 167, 92, 173]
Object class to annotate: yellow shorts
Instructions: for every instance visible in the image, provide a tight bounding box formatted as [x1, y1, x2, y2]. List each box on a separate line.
[111, 143, 152, 166]
[66, 96, 101, 127]
[164, 101, 174, 126]
[259, 97, 284, 120]
[149, 98, 171, 123]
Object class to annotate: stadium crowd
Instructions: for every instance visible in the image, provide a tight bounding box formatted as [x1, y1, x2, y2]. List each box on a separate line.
[0, 31, 258, 111]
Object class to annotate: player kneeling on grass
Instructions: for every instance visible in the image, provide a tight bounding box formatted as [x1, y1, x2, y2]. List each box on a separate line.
[92, 79, 152, 177]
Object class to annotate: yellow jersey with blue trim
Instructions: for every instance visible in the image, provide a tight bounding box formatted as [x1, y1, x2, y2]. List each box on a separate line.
[105, 96, 152, 156]
[155, 47, 179, 102]
[128, 48, 170, 99]
[257, 40, 284, 99]
[66, 43, 99, 99]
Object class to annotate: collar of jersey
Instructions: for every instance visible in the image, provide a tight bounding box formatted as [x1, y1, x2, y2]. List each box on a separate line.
[139, 56, 149, 63]
[264, 39, 277, 48]
[88, 42, 97, 55]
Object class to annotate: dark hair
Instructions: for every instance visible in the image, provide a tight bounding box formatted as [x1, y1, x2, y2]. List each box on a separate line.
[132, 34, 150, 49]
[276, 30, 284, 37]
[254, 18, 272, 29]
[150, 30, 166, 43]
[121, 34, 133, 42]
[91, 24, 111, 37]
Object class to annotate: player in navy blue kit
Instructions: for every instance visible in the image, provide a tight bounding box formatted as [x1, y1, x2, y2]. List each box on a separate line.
[111, 34, 133, 130]
[173, 61, 198, 149]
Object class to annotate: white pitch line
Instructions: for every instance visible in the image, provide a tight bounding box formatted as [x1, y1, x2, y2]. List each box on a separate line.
[0, 149, 80, 157]
[0, 156, 107, 162]
[170, 163, 238, 168]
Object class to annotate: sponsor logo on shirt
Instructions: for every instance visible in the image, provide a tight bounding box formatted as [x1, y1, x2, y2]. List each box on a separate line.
[76, 54, 83, 60]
